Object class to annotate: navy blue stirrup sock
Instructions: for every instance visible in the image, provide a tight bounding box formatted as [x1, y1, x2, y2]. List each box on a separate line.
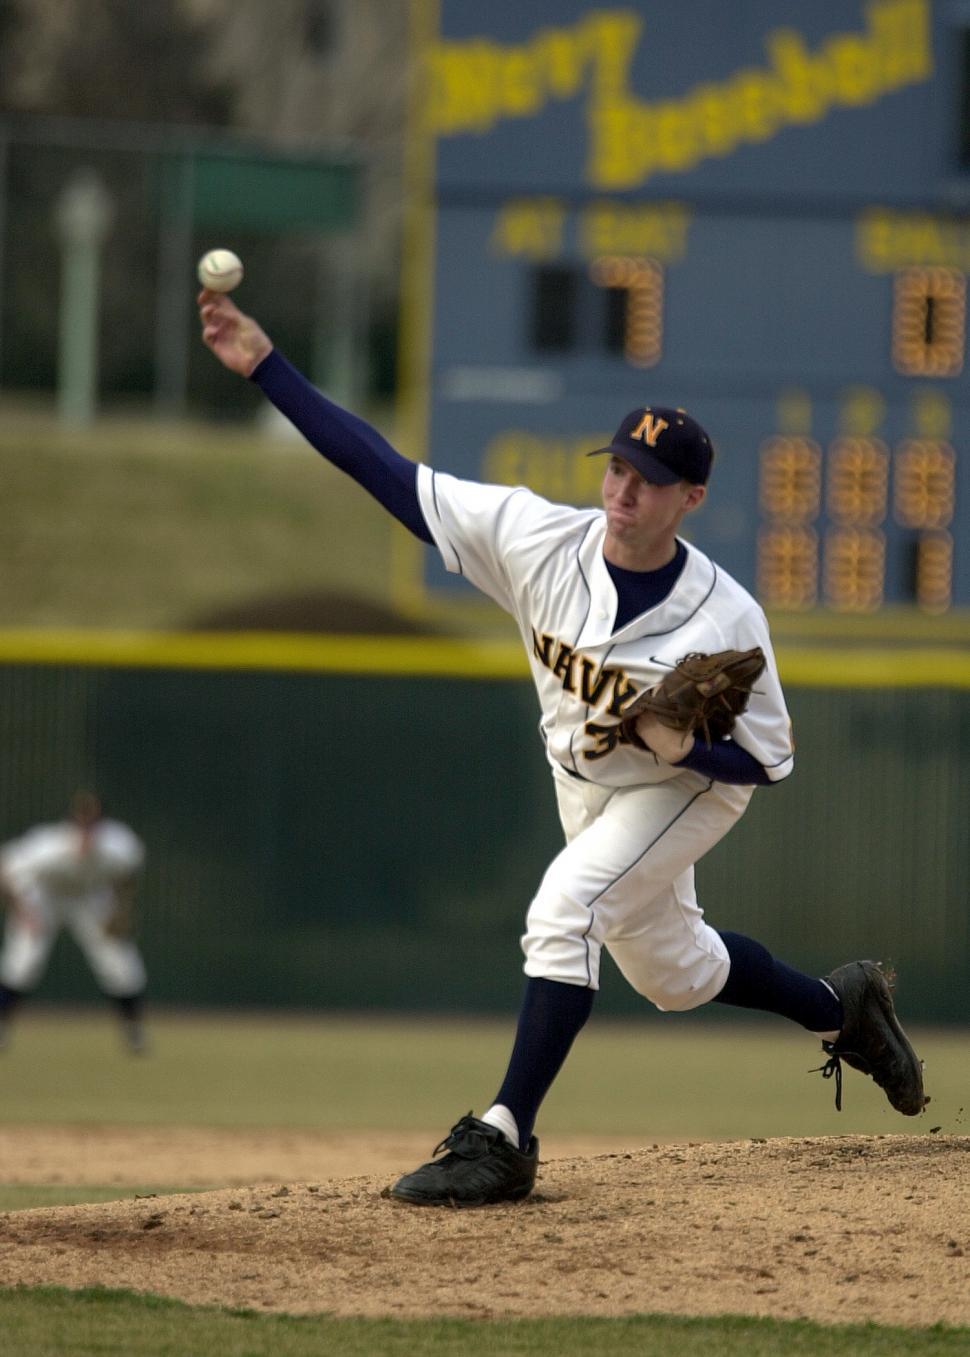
[0, 984, 24, 1017]
[492, 977, 595, 1146]
[713, 931, 843, 1032]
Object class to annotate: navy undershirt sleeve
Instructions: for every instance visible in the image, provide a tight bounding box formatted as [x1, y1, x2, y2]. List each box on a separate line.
[251, 349, 433, 543]
[677, 737, 772, 785]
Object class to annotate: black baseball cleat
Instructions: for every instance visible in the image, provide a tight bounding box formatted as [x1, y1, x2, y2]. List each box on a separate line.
[386, 1113, 539, 1207]
[817, 960, 927, 1115]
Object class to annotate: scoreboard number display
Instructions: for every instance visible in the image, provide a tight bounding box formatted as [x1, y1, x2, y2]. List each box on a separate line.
[403, 0, 968, 613]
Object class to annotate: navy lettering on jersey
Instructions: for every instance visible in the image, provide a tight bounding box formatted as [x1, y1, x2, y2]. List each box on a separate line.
[531, 630, 554, 666]
[552, 642, 577, 691]
[533, 630, 641, 758]
[584, 720, 643, 759]
[578, 656, 613, 705]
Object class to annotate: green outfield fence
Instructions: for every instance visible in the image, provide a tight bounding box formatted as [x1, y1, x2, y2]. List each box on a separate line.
[0, 632, 967, 1022]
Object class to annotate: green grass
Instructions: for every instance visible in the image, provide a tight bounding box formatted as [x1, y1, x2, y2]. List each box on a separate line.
[0, 1009, 964, 1141]
[0, 411, 404, 631]
[0, 1185, 199, 1211]
[0, 1289, 967, 1357]
[2, 1013, 968, 1354]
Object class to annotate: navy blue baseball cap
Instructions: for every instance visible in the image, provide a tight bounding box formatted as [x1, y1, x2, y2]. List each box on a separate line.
[587, 406, 714, 485]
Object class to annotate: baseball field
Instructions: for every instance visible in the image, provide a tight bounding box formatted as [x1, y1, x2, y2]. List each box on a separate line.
[0, 1009, 967, 1355]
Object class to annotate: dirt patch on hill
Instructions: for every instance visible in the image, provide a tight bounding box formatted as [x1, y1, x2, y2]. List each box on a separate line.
[1, 1129, 968, 1327]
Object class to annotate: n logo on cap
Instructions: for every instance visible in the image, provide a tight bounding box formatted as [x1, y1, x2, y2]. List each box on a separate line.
[630, 411, 669, 447]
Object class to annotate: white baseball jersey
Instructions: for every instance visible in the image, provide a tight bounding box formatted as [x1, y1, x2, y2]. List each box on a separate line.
[417, 469, 794, 788]
[417, 468, 795, 1011]
[0, 819, 146, 997]
[0, 819, 144, 901]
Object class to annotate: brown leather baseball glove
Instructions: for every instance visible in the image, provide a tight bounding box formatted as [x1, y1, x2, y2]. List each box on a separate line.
[620, 646, 767, 749]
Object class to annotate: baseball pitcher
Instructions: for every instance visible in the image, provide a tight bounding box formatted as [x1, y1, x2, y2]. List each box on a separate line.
[199, 289, 926, 1208]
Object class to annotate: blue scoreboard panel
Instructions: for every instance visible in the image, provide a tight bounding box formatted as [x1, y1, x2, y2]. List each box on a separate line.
[403, 0, 969, 612]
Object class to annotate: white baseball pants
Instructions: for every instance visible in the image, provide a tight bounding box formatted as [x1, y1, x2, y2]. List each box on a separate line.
[522, 767, 754, 1011]
[0, 889, 146, 996]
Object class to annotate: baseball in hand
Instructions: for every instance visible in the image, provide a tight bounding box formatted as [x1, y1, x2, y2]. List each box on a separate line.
[197, 248, 244, 292]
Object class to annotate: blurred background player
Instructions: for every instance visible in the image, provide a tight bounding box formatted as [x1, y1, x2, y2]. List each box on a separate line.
[0, 790, 148, 1052]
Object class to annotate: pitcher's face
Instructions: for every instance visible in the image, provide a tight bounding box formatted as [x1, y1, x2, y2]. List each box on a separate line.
[601, 456, 705, 561]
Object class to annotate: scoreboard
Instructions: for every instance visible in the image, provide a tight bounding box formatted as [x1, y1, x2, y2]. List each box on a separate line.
[400, 0, 970, 613]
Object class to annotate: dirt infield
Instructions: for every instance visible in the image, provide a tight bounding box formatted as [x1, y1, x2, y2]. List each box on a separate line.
[0, 1127, 968, 1326]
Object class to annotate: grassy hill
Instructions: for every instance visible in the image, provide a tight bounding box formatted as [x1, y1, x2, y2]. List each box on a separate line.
[4, 400, 967, 646]
[0, 401, 466, 635]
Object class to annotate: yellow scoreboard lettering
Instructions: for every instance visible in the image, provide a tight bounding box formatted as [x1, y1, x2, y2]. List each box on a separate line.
[912, 389, 952, 440]
[426, 1, 932, 190]
[491, 199, 692, 263]
[775, 388, 813, 436]
[856, 208, 970, 272]
[482, 430, 608, 504]
[491, 199, 567, 260]
[579, 201, 690, 261]
[839, 386, 886, 438]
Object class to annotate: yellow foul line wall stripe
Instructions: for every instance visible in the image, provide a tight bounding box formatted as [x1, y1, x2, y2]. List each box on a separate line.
[0, 630, 526, 677]
[0, 630, 968, 687]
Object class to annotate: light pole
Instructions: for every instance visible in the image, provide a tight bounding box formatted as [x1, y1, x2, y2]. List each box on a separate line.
[55, 169, 113, 427]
